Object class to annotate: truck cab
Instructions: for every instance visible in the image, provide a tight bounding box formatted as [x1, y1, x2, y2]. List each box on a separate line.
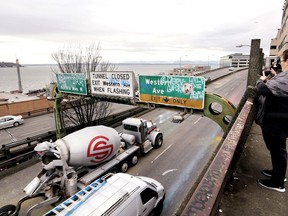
[122, 118, 163, 152]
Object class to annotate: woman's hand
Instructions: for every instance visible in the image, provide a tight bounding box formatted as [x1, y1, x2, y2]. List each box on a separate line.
[260, 71, 267, 81]
[271, 68, 277, 76]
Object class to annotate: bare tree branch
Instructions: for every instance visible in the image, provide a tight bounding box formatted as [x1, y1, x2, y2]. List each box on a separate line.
[52, 43, 113, 127]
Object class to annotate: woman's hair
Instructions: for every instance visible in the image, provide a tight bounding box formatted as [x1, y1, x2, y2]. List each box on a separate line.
[282, 49, 288, 61]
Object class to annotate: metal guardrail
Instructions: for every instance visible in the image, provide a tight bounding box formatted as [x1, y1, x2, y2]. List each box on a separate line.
[0, 106, 148, 170]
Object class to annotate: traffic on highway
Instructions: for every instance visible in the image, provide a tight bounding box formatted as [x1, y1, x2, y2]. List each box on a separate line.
[0, 68, 248, 215]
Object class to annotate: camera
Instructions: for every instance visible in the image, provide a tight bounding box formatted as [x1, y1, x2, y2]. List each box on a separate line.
[263, 69, 275, 80]
[264, 69, 272, 76]
[271, 57, 282, 73]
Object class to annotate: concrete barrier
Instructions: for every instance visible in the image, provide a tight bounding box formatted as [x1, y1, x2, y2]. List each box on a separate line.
[181, 98, 254, 216]
[180, 85, 258, 215]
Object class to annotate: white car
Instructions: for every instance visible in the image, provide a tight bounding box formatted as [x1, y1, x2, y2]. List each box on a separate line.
[229, 67, 235, 71]
[0, 115, 24, 129]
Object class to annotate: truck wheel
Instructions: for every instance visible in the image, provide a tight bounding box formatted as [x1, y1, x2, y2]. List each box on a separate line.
[0, 204, 16, 216]
[154, 134, 163, 148]
[130, 154, 139, 166]
[120, 161, 129, 173]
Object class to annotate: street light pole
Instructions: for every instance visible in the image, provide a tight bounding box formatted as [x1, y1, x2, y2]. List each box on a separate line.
[179, 55, 187, 74]
[235, 44, 251, 68]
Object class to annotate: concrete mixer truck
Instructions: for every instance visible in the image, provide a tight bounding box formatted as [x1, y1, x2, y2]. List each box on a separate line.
[0, 117, 163, 216]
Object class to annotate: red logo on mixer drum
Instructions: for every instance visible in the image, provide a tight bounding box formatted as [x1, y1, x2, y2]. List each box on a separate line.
[87, 135, 114, 163]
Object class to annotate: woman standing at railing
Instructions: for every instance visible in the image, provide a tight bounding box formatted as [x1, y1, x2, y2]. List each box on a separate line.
[256, 49, 288, 193]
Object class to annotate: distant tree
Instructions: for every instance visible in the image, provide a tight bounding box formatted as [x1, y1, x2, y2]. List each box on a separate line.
[52, 43, 116, 77]
[51, 43, 113, 128]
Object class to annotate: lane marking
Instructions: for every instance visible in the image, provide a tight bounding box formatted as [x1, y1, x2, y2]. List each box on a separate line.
[162, 169, 177, 176]
[151, 144, 172, 163]
[5, 129, 17, 142]
[193, 117, 202, 125]
[152, 116, 202, 163]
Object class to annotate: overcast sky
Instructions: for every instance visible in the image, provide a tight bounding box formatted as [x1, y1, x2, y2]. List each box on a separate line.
[0, 0, 284, 64]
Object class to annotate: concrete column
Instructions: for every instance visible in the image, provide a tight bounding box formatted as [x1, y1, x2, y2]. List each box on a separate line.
[247, 39, 262, 87]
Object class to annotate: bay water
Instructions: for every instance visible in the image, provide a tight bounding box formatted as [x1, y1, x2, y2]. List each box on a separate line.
[0, 63, 217, 93]
[0, 64, 179, 93]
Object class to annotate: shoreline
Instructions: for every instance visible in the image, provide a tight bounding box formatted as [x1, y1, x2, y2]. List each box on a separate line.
[0, 91, 46, 104]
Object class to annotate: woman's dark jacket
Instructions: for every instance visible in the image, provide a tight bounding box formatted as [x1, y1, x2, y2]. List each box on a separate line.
[256, 71, 288, 138]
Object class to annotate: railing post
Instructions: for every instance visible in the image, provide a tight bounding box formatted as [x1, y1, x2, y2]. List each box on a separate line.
[247, 39, 262, 87]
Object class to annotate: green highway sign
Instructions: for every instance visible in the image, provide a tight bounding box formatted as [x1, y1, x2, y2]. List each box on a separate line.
[139, 75, 205, 109]
[56, 73, 87, 95]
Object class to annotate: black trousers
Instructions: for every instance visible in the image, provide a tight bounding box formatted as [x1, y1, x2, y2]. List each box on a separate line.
[261, 127, 287, 186]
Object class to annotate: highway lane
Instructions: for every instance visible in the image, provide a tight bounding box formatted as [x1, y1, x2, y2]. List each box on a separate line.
[0, 103, 136, 145]
[127, 113, 222, 216]
[201, 67, 237, 80]
[0, 70, 248, 215]
[207, 69, 248, 105]
[0, 113, 55, 144]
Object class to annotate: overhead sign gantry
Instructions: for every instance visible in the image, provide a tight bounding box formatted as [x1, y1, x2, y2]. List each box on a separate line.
[54, 71, 236, 138]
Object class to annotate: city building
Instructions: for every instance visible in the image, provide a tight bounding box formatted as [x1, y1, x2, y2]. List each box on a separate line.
[169, 65, 211, 76]
[220, 53, 249, 68]
[268, 0, 288, 67]
[221, 1, 288, 71]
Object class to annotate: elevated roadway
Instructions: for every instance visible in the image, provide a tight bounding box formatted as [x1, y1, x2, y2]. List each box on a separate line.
[0, 68, 248, 215]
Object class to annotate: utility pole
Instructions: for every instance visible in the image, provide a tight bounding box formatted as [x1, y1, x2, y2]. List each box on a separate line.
[16, 59, 23, 93]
